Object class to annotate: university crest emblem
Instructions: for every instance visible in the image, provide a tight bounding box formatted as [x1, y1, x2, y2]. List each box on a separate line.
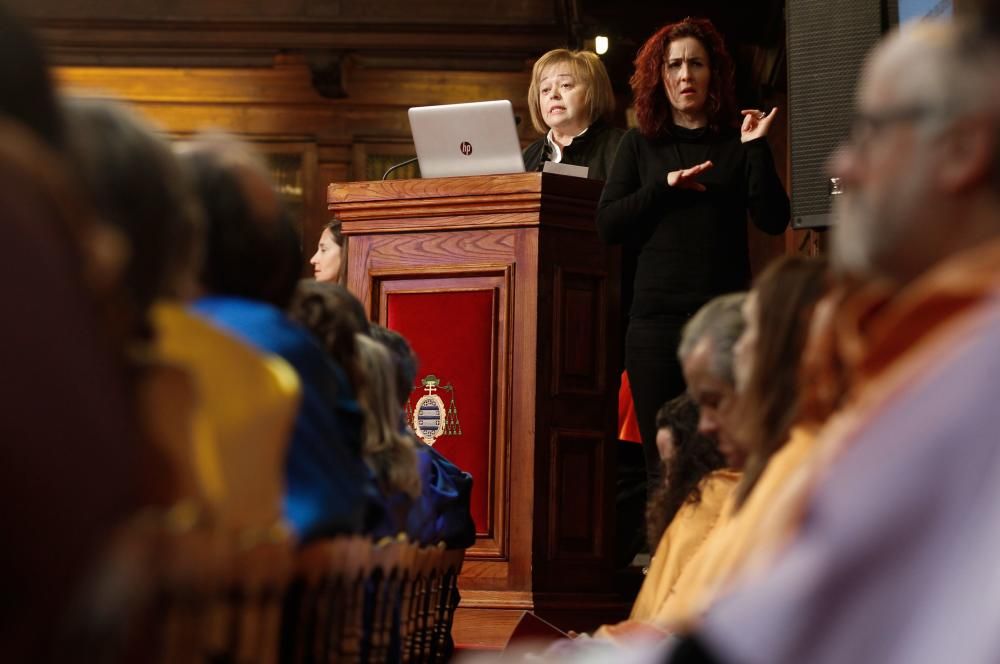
[407, 374, 462, 446]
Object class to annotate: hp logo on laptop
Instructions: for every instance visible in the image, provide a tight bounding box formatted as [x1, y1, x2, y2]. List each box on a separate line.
[459, 141, 473, 156]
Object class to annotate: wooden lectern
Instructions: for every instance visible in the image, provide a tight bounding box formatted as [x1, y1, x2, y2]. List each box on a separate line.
[329, 172, 626, 649]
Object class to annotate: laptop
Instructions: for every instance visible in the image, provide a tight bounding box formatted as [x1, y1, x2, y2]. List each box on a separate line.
[407, 100, 526, 178]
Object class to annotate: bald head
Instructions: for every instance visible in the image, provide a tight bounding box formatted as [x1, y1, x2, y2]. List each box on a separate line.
[830, 19, 1000, 284]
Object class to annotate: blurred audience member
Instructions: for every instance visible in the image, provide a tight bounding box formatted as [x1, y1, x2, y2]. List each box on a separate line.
[370, 324, 476, 550]
[181, 136, 370, 541]
[645, 395, 729, 567]
[354, 334, 422, 530]
[628, 395, 732, 625]
[64, 98, 201, 342]
[652, 256, 827, 632]
[0, 11, 142, 657]
[729, 256, 828, 508]
[64, 98, 206, 509]
[288, 280, 369, 392]
[65, 100, 303, 532]
[583, 296, 745, 646]
[676, 293, 746, 470]
[288, 281, 474, 549]
[0, 4, 65, 150]
[0, 117, 141, 662]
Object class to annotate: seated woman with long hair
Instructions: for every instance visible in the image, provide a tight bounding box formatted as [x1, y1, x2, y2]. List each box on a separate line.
[287, 280, 418, 533]
[353, 332, 422, 534]
[628, 394, 735, 624]
[369, 325, 476, 550]
[649, 255, 830, 631]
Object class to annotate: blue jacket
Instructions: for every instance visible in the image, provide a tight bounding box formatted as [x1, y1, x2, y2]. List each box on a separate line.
[191, 296, 374, 540]
[369, 435, 475, 549]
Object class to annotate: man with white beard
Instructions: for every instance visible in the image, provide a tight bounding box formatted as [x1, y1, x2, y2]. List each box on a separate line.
[654, 17, 1000, 664]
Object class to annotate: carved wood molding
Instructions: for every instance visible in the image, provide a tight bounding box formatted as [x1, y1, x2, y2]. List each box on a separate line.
[331, 174, 604, 234]
[32, 18, 565, 68]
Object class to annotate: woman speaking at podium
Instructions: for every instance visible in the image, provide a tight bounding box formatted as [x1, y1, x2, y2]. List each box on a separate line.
[596, 17, 789, 491]
[522, 48, 625, 181]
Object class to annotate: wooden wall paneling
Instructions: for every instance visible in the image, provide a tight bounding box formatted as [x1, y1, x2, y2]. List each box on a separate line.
[550, 266, 607, 397]
[33, 27, 562, 60]
[547, 428, 606, 565]
[344, 66, 533, 107]
[316, 139, 353, 243]
[509, 226, 539, 597]
[255, 139, 319, 241]
[14, 0, 560, 22]
[530, 216, 617, 602]
[55, 59, 540, 281]
[351, 139, 418, 182]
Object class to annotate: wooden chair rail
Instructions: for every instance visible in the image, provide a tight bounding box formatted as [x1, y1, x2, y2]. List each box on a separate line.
[75, 520, 465, 663]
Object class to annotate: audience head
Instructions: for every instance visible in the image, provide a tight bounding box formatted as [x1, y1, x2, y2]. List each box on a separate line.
[287, 281, 417, 497]
[178, 133, 301, 309]
[287, 279, 369, 391]
[731, 256, 829, 506]
[0, 6, 65, 150]
[0, 117, 142, 661]
[528, 48, 616, 136]
[829, 19, 1000, 284]
[678, 292, 746, 466]
[631, 16, 737, 137]
[647, 393, 726, 548]
[310, 220, 345, 284]
[370, 325, 418, 411]
[354, 334, 421, 499]
[63, 98, 203, 340]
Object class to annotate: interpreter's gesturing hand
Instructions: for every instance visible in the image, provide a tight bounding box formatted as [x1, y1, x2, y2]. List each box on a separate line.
[740, 106, 779, 143]
[666, 160, 713, 192]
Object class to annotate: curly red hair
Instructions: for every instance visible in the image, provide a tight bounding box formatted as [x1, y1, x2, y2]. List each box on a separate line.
[631, 17, 737, 138]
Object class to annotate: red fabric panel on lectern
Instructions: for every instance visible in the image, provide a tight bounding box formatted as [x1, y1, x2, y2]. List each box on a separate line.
[387, 290, 494, 534]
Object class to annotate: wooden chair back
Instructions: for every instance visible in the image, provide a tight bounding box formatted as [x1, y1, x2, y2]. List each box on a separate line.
[285, 535, 374, 663]
[93, 512, 294, 664]
[284, 536, 466, 664]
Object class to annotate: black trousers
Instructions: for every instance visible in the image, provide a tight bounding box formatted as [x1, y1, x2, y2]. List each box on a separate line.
[614, 315, 690, 562]
[614, 439, 648, 567]
[624, 315, 690, 495]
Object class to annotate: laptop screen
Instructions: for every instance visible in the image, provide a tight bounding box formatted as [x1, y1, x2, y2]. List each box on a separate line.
[407, 100, 526, 179]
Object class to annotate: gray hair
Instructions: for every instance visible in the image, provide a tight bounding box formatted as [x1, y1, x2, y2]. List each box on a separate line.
[677, 292, 747, 386]
[880, 21, 1000, 172]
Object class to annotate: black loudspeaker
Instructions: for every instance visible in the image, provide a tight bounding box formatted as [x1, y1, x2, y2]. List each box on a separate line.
[786, 0, 888, 228]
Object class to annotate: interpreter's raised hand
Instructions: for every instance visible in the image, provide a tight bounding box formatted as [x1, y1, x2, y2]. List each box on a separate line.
[666, 160, 713, 191]
[741, 106, 779, 143]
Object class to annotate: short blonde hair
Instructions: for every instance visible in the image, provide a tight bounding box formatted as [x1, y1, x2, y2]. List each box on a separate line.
[527, 49, 616, 135]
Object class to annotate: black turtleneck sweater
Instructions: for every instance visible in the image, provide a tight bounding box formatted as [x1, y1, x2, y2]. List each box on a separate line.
[522, 120, 626, 181]
[596, 126, 790, 317]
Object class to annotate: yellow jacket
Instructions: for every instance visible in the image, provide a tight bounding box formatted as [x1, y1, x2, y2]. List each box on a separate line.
[594, 469, 739, 641]
[653, 426, 816, 630]
[630, 469, 741, 621]
[151, 302, 301, 532]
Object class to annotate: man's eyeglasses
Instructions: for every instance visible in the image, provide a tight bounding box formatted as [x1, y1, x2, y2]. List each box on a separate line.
[847, 105, 945, 150]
